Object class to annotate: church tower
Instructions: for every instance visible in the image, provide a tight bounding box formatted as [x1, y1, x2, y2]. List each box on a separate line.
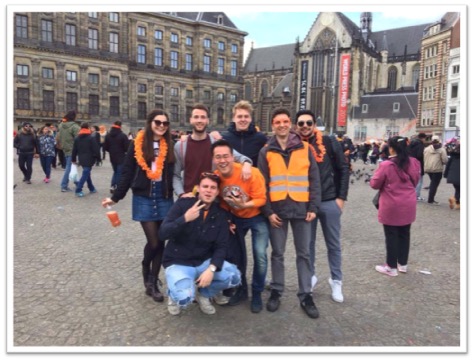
[360, 12, 372, 42]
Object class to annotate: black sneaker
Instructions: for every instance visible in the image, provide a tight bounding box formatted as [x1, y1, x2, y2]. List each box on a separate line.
[250, 292, 263, 313]
[227, 286, 248, 306]
[266, 290, 281, 312]
[300, 294, 319, 319]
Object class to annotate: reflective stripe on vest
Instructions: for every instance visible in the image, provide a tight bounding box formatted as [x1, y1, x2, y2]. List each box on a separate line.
[266, 142, 310, 202]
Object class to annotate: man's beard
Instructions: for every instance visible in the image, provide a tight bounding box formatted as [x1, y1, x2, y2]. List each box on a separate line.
[192, 123, 208, 134]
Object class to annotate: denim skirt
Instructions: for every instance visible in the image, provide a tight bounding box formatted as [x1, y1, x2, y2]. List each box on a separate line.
[132, 181, 174, 222]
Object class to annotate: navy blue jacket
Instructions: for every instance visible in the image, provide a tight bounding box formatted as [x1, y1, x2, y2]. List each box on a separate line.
[221, 122, 268, 165]
[160, 197, 231, 270]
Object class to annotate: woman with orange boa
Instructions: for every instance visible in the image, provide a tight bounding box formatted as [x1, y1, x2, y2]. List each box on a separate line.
[102, 109, 175, 303]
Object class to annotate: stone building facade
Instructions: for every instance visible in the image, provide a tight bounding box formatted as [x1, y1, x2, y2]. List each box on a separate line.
[13, 12, 247, 132]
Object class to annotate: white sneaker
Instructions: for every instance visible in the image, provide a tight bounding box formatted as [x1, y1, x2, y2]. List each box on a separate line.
[328, 278, 344, 303]
[195, 292, 216, 315]
[167, 298, 181, 316]
[213, 291, 230, 305]
[397, 264, 408, 273]
[311, 275, 318, 291]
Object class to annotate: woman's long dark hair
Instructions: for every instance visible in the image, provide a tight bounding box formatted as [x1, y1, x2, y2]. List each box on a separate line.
[142, 109, 175, 164]
[388, 136, 410, 170]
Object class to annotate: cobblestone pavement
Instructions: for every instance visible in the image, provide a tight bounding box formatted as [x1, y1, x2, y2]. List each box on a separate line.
[9, 156, 464, 351]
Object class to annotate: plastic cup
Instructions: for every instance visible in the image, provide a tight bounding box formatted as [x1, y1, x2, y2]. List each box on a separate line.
[106, 211, 121, 227]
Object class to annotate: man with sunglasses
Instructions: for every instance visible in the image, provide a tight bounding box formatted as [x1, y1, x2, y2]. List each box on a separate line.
[257, 108, 321, 319]
[294, 110, 349, 303]
[159, 172, 241, 316]
[14, 122, 39, 184]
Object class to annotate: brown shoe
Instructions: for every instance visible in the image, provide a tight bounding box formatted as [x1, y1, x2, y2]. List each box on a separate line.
[455, 203, 460, 210]
[449, 197, 456, 209]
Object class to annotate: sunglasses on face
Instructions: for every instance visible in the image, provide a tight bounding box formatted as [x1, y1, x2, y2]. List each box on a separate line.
[297, 120, 314, 127]
[153, 120, 170, 127]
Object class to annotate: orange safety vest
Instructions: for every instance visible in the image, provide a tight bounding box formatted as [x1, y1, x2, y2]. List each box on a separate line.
[266, 142, 310, 202]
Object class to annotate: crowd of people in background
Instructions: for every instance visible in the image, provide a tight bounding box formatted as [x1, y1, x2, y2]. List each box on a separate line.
[13, 105, 461, 319]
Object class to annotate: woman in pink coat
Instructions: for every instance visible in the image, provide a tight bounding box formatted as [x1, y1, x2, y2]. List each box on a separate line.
[370, 136, 421, 277]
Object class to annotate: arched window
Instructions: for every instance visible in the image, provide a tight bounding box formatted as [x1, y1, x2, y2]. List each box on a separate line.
[244, 81, 252, 100]
[260, 80, 268, 98]
[217, 107, 224, 124]
[412, 64, 420, 91]
[388, 66, 398, 91]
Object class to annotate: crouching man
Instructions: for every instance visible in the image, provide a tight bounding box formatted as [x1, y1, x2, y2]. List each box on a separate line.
[159, 172, 241, 315]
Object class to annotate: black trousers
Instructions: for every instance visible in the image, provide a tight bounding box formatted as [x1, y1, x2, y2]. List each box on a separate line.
[383, 224, 411, 269]
[427, 172, 443, 203]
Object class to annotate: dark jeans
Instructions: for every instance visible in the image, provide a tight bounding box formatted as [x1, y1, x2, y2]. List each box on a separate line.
[427, 172, 443, 203]
[75, 166, 96, 193]
[57, 148, 66, 168]
[40, 155, 54, 178]
[383, 224, 411, 268]
[453, 183, 460, 203]
[18, 153, 33, 181]
[111, 163, 124, 188]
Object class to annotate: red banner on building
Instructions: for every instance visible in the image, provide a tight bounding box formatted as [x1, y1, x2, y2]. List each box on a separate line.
[337, 53, 351, 127]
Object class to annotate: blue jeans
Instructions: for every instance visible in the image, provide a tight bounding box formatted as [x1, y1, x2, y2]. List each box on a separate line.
[111, 163, 124, 188]
[75, 166, 96, 193]
[415, 176, 423, 198]
[60, 156, 72, 189]
[40, 155, 54, 178]
[234, 214, 269, 293]
[309, 200, 343, 281]
[165, 259, 241, 307]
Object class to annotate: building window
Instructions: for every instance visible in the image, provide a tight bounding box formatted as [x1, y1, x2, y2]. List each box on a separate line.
[89, 94, 99, 115]
[110, 76, 119, 86]
[186, 106, 193, 120]
[138, 83, 147, 93]
[110, 96, 120, 116]
[16, 64, 29, 76]
[387, 66, 397, 91]
[138, 102, 147, 119]
[217, 58, 225, 75]
[171, 87, 179, 97]
[386, 126, 399, 139]
[137, 26, 146, 36]
[204, 90, 211, 99]
[185, 54, 193, 71]
[231, 44, 238, 53]
[42, 67, 54, 79]
[41, 20, 53, 42]
[186, 36, 193, 46]
[230, 60, 237, 77]
[452, 65, 460, 75]
[244, 82, 251, 99]
[217, 108, 224, 124]
[171, 33, 179, 43]
[88, 73, 99, 84]
[171, 104, 179, 122]
[17, 88, 30, 109]
[186, 89, 193, 99]
[43, 90, 55, 111]
[154, 48, 163, 66]
[217, 92, 224, 100]
[354, 125, 367, 142]
[218, 41, 225, 51]
[393, 102, 400, 112]
[88, 28, 98, 49]
[217, 15, 223, 25]
[204, 38, 211, 48]
[362, 104, 368, 113]
[109, 32, 119, 53]
[16, 15, 28, 39]
[451, 84, 458, 99]
[411, 64, 420, 89]
[170, 51, 179, 69]
[65, 24, 76, 46]
[230, 93, 237, 103]
[66, 92, 77, 111]
[155, 85, 163, 95]
[154, 30, 163, 40]
[449, 107, 457, 127]
[88, 12, 98, 18]
[203, 55, 211, 72]
[155, 103, 164, 110]
[109, 13, 119, 23]
[137, 45, 146, 63]
[261, 80, 268, 97]
[66, 70, 77, 82]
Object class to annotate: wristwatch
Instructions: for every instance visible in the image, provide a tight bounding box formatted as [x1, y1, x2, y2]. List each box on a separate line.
[209, 265, 217, 273]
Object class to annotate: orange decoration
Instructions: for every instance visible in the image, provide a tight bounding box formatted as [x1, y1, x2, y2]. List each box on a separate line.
[304, 129, 326, 163]
[134, 130, 168, 180]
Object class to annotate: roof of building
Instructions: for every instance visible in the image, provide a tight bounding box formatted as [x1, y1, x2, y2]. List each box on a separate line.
[243, 43, 295, 73]
[371, 24, 429, 56]
[354, 93, 418, 119]
[158, 12, 242, 31]
[271, 73, 294, 97]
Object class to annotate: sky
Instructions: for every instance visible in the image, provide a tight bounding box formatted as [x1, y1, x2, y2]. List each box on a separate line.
[227, 9, 453, 60]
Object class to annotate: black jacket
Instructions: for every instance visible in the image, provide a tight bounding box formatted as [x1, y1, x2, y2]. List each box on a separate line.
[222, 122, 268, 165]
[309, 134, 349, 202]
[408, 138, 425, 175]
[14, 131, 37, 154]
[160, 197, 230, 270]
[104, 127, 129, 165]
[71, 133, 100, 167]
[111, 140, 174, 202]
